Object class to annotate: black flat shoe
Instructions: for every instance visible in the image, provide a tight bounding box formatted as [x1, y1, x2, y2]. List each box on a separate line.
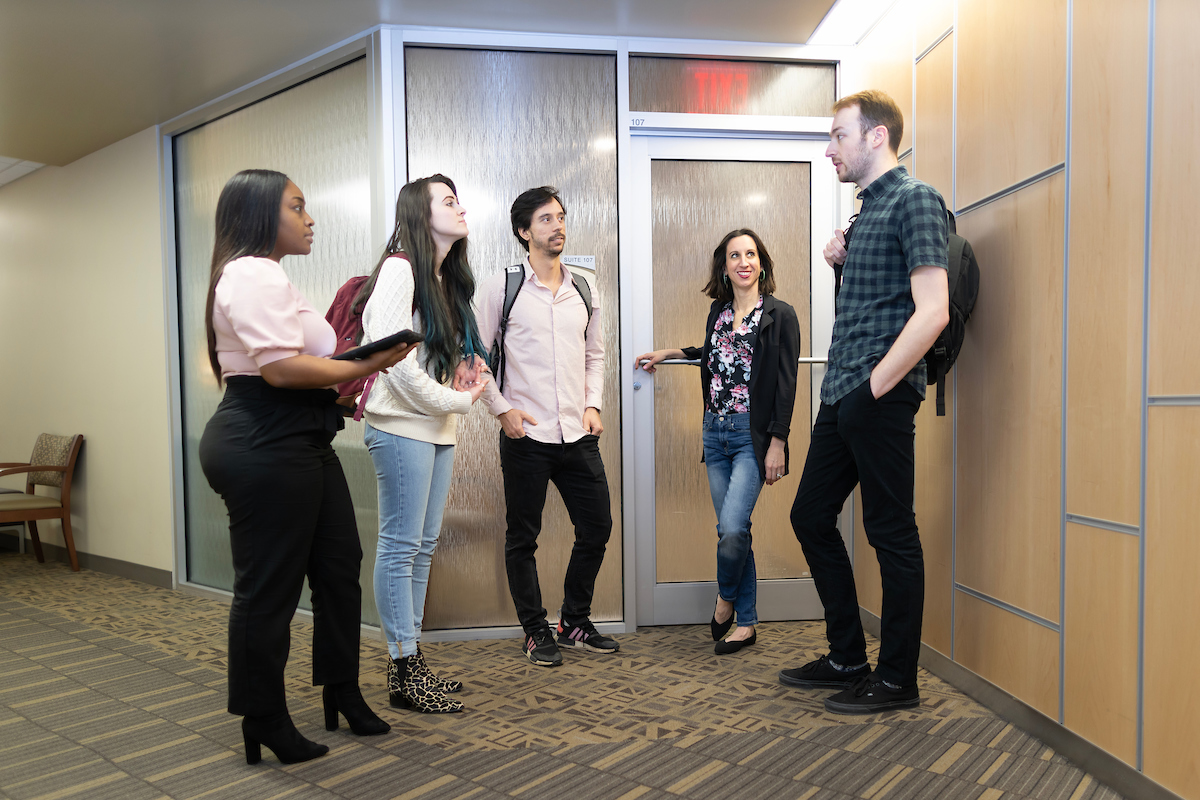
[242, 713, 329, 765]
[710, 598, 735, 641]
[714, 629, 756, 655]
[323, 683, 391, 736]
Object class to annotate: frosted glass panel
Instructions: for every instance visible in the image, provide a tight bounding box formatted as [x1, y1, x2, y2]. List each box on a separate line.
[404, 47, 621, 628]
[174, 60, 380, 619]
[650, 159, 812, 583]
[630, 57, 835, 116]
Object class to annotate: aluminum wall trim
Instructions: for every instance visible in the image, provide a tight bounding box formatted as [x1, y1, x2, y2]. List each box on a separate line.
[955, 162, 1066, 217]
[1059, 0, 1074, 727]
[916, 26, 954, 64]
[1137, 0, 1156, 772]
[157, 127, 184, 590]
[1147, 394, 1200, 406]
[955, 583, 1062, 632]
[1065, 513, 1141, 537]
[616, 40, 638, 632]
[950, 0, 960, 663]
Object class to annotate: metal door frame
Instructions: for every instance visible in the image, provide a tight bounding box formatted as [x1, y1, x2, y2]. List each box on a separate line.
[624, 132, 852, 627]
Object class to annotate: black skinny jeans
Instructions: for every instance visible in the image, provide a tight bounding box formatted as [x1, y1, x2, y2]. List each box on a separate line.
[199, 377, 363, 716]
[499, 433, 613, 634]
[790, 379, 924, 687]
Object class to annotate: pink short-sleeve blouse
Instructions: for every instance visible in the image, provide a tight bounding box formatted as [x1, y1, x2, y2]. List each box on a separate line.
[211, 256, 336, 378]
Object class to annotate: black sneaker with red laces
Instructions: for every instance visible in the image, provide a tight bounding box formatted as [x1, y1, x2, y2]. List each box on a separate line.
[556, 618, 620, 653]
[522, 627, 564, 667]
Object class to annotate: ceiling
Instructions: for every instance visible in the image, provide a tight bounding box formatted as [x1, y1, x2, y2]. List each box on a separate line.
[0, 0, 838, 169]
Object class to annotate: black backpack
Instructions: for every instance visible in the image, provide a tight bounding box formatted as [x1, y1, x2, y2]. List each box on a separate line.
[488, 264, 593, 393]
[836, 209, 979, 416]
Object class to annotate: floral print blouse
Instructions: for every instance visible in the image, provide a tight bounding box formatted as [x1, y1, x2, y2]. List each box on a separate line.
[706, 295, 763, 415]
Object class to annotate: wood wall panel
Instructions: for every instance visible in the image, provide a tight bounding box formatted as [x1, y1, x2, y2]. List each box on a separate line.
[915, 376, 954, 655]
[1148, 0, 1200, 396]
[1063, 523, 1138, 766]
[1144, 407, 1200, 799]
[955, 175, 1064, 622]
[913, 35, 954, 204]
[1065, 0, 1147, 526]
[956, 0, 1066, 207]
[954, 591, 1059, 717]
[856, 0, 913, 154]
[852, 486, 883, 616]
[914, 0, 953, 55]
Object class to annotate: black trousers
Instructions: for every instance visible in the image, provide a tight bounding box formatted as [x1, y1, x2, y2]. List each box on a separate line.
[199, 377, 363, 716]
[499, 433, 613, 634]
[790, 379, 924, 687]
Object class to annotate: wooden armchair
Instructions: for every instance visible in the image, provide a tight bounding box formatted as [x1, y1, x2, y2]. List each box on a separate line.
[0, 434, 84, 571]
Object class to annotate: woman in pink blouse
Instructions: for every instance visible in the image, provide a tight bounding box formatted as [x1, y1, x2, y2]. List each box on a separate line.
[199, 169, 414, 765]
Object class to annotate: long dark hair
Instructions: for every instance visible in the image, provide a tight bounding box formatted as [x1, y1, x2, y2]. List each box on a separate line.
[703, 228, 777, 303]
[351, 174, 484, 383]
[204, 169, 290, 386]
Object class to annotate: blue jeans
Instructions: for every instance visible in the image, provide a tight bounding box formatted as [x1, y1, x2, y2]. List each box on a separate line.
[364, 424, 455, 659]
[702, 411, 764, 627]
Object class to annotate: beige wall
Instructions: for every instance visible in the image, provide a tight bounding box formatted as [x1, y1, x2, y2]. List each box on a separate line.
[848, 1, 1198, 797]
[0, 126, 175, 574]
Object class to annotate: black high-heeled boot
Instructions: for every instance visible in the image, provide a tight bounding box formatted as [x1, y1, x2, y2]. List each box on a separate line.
[323, 682, 391, 735]
[241, 712, 329, 765]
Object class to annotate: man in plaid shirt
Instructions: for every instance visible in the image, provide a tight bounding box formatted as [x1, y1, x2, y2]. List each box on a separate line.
[778, 90, 949, 714]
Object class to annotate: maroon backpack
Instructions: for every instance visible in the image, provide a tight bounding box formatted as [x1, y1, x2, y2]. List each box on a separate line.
[325, 254, 415, 420]
[325, 274, 375, 420]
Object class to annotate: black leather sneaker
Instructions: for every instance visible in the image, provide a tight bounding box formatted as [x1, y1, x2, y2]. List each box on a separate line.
[823, 674, 920, 714]
[522, 627, 563, 667]
[778, 654, 871, 688]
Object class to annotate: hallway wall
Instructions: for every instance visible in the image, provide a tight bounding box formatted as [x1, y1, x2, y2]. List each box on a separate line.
[847, 1, 1198, 797]
[0, 127, 175, 576]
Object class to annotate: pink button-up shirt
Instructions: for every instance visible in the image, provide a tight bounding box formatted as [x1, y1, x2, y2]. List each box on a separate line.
[477, 259, 604, 444]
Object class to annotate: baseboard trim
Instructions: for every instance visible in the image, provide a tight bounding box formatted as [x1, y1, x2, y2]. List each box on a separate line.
[860, 609, 1182, 800]
[0, 530, 173, 589]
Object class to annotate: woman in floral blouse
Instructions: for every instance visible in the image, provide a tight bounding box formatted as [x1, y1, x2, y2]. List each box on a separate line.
[634, 229, 801, 655]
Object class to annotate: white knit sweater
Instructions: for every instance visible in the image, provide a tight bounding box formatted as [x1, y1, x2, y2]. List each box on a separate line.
[361, 255, 471, 445]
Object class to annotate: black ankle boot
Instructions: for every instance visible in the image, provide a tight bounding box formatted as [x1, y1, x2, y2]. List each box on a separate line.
[241, 712, 329, 765]
[323, 682, 390, 736]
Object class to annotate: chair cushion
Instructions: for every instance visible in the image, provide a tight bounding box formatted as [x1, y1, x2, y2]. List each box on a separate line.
[30, 434, 73, 488]
[0, 494, 62, 511]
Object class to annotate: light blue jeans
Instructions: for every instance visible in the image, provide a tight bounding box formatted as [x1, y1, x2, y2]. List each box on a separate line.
[702, 411, 764, 627]
[364, 424, 455, 659]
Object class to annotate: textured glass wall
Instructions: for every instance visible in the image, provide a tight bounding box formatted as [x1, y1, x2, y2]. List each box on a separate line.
[650, 159, 812, 583]
[404, 47, 621, 628]
[630, 57, 835, 116]
[174, 60, 381, 619]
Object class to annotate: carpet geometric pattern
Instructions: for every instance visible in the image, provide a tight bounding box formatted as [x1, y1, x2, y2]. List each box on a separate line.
[0, 554, 1124, 800]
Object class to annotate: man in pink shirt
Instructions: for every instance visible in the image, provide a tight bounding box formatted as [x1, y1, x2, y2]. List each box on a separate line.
[477, 186, 618, 667]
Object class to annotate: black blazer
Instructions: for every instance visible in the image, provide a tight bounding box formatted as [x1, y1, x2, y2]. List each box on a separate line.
[681, 295, 802, 481]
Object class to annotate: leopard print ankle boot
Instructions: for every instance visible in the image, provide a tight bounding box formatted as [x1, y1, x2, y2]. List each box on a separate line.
[387, 656, 463, 714]
[412, 647, 463, 694]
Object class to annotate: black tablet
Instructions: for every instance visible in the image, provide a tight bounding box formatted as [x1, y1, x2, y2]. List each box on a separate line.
[331, 329, 424, 361]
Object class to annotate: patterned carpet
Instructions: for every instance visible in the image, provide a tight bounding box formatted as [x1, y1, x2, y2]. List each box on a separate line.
[0, 553, 1124, 800]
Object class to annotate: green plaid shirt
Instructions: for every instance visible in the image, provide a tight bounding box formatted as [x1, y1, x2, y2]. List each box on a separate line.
[821, 166, 949, 405]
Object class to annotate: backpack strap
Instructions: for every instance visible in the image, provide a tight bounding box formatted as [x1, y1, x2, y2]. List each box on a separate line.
[494, 265, 525, 393]
[568, 270, 594, 333]
[833, 214, 859, 302]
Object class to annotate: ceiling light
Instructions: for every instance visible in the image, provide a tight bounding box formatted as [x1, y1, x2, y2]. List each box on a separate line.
[807, 0, 898, 46]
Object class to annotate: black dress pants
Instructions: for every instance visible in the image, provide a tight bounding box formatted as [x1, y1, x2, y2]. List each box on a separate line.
[199, 377, 363, 716]
[499, 433, 613, 634]
[790, 379, 924, 687]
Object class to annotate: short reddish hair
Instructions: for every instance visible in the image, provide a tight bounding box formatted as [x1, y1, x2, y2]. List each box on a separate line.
[833, 90, 904, 155]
